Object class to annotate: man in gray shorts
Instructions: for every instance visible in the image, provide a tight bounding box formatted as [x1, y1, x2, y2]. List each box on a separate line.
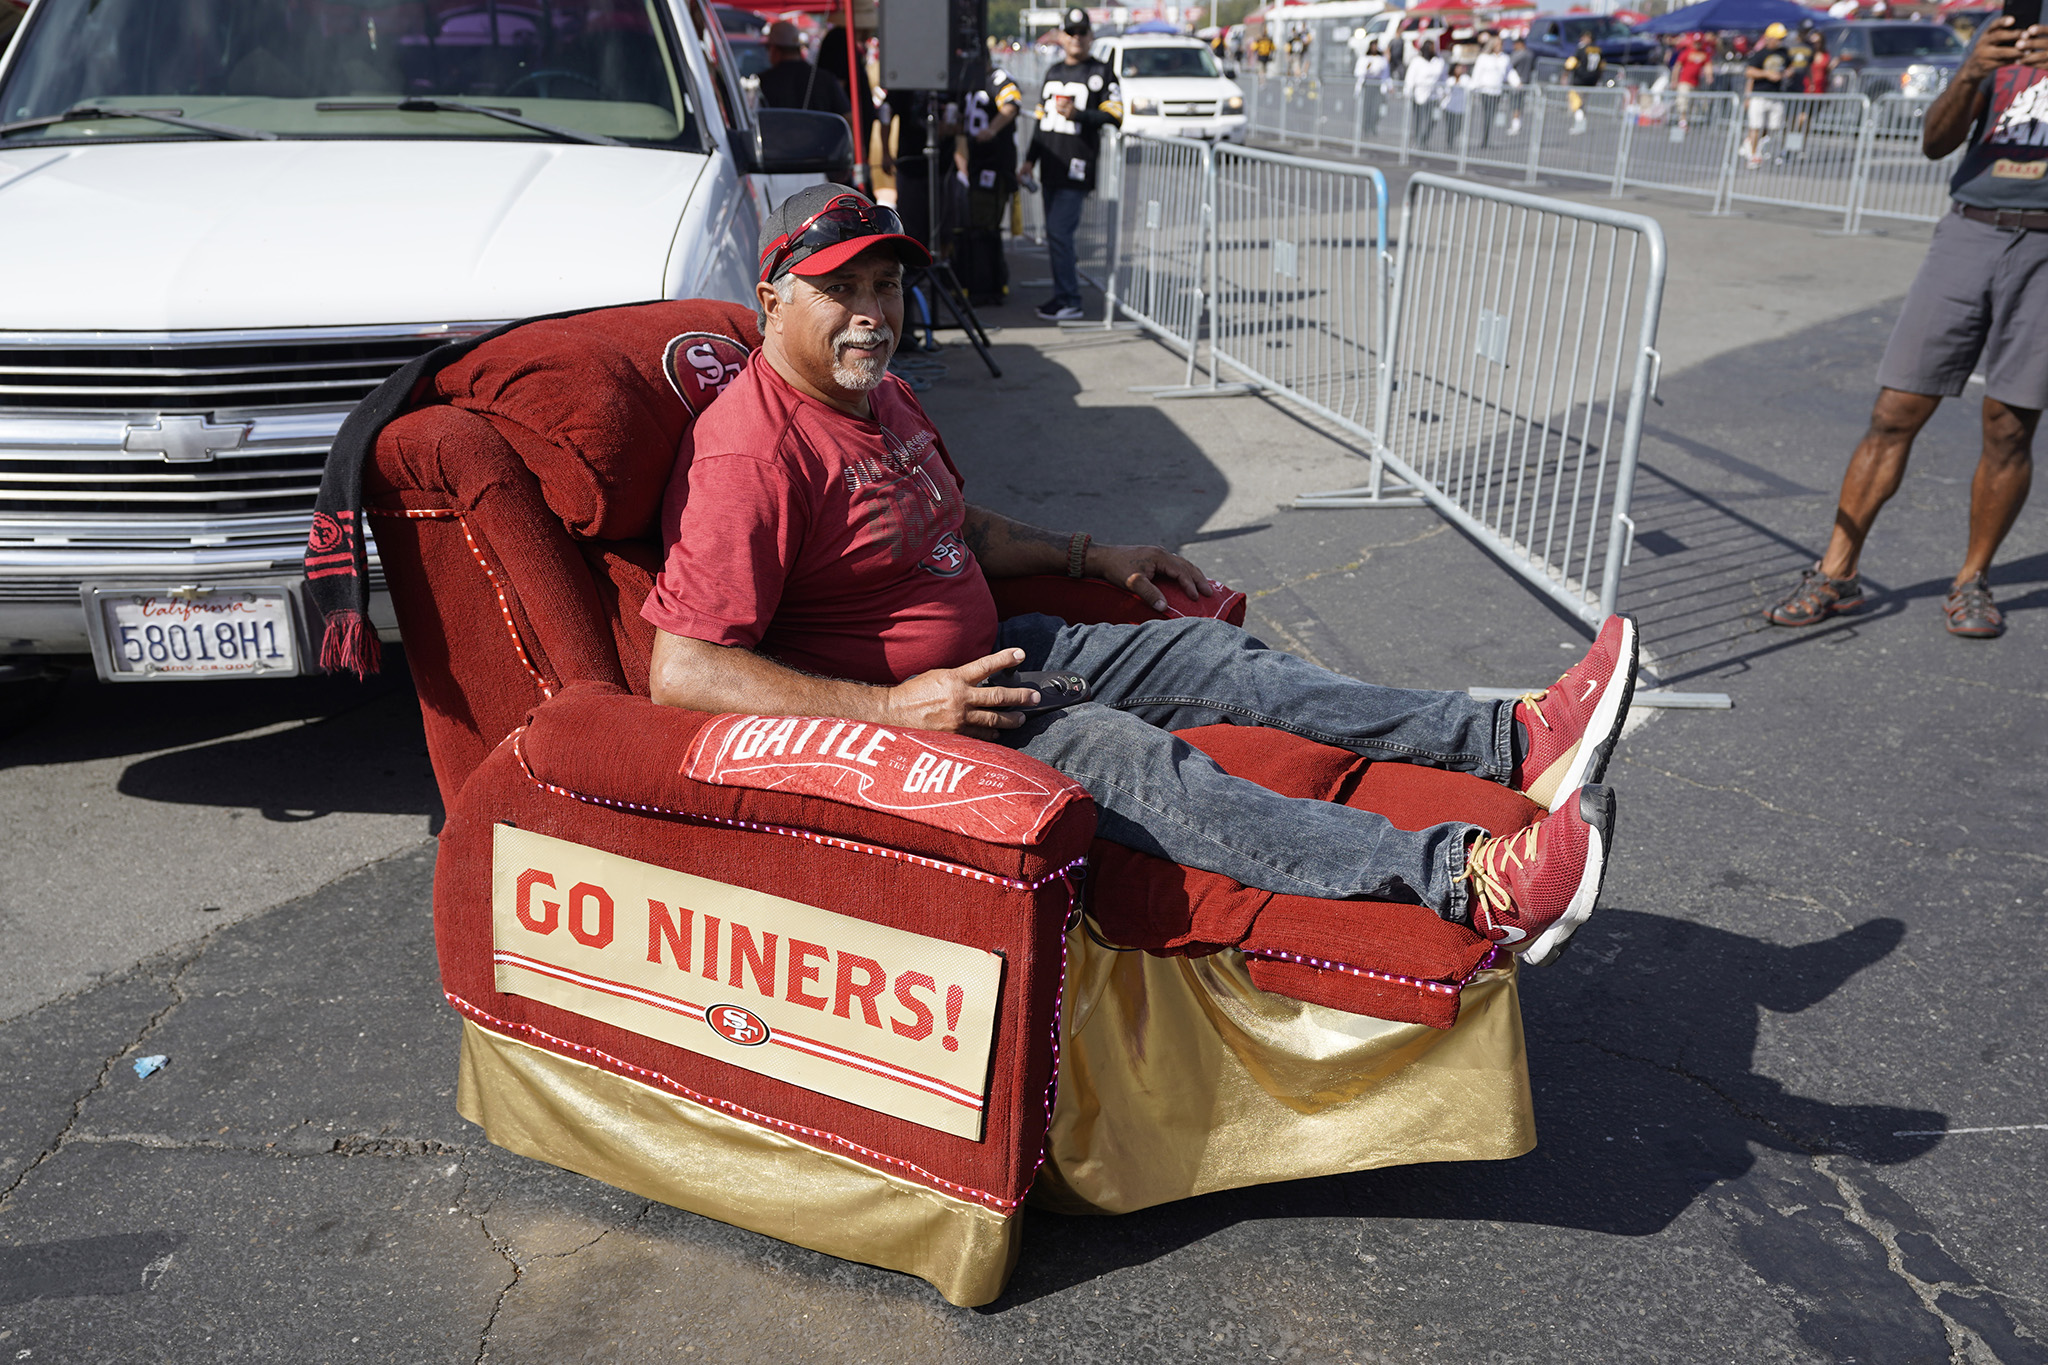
[1768, 16, 2048, 638]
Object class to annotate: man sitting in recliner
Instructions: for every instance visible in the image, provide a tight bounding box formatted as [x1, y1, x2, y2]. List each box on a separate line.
[643, 185, 1638, 965]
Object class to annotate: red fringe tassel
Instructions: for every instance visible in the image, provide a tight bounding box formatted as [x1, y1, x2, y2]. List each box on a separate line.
[317, 609, 384, 678]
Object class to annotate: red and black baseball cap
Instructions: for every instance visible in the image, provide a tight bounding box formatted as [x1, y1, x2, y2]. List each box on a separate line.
[756, 184, 931, 284]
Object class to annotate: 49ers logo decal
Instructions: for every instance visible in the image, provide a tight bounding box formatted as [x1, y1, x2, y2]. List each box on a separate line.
[707, 1003, 770, 1047]
[663, 331, 752, 416]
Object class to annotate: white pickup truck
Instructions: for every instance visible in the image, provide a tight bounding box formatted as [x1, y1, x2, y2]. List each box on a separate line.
[0, 0, 845, 684]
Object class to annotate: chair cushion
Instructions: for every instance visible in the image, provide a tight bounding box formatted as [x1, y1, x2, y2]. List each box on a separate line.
[1086, 724, 1540, 1027]
[426, 298, 761, 542]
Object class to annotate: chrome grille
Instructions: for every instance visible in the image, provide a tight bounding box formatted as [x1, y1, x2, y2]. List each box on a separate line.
[0, 566, 387, 603]
[0, 324, 500, 521]
[0, 331, 474, 410]
[1165, 101, 1218, 117]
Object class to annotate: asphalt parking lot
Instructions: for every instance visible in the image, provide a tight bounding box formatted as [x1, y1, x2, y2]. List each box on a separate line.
[2, 186, 2045, 1363]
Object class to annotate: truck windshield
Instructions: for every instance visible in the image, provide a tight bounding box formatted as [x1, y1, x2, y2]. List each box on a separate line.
[1557, 18, 1627, 42]
[1121, 47, 1221, 79]
[0, 0, 699, 147]
[1866, 26, 1963, 57]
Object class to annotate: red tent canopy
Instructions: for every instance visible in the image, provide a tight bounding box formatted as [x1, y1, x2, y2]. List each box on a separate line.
[1407, 0, 1477, 13]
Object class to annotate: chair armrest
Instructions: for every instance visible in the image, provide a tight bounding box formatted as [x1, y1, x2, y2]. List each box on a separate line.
[495, 682, 1097, 883]
[989, 574, 1247, 627]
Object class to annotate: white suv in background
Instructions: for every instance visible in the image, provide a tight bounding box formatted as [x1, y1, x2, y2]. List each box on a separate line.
[1095, 35, 1247, 144]
[0, 0, 844, 685]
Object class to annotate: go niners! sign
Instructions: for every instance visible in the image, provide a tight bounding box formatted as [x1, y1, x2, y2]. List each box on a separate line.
[682, 713, 1084, 847]
[490, 825, 1004, 1140]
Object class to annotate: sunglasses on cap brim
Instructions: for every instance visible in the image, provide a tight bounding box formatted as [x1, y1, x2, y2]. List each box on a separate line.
[759, 196, 916, 281]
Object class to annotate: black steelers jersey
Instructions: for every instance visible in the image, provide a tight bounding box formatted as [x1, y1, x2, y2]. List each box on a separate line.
[1027, 56, 1123, 193]
[964, 65, 1024, 191]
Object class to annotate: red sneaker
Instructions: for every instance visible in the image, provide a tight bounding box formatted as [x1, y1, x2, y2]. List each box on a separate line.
[1468, 785, 1615, 966]
[1516, 614, 1638, 812]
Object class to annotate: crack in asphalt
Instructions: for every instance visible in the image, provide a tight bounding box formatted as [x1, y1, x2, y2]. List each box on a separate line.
[0, 838, 438, 1033]
[1583, 1038, 2039, 1359]
[1244, 522, 1453, 600]
[0, 947, 203, 1215]
[465, 1153, 657, 1363]
[68, 1131, 461, 1158]
[1812, 1156, 2017, 1365]
[1235, 527, 1461, 676]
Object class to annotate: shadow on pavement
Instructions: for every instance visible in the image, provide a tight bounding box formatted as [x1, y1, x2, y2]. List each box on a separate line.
[919, 333, 1235, 551]
[111, 674, 439, 822]
[0, 648, 419, 771]
[998, 908, 1943, 1307]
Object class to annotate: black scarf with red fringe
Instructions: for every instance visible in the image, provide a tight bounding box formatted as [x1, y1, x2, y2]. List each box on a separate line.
[302, 306, 614, 677]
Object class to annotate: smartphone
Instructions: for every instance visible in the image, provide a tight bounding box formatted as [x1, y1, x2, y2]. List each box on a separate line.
[985, 670, 1093, 714]
[2004, 0, 2044, 33]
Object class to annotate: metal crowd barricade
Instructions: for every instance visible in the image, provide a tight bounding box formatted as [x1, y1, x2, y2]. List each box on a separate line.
[1525, 86, 1635, 192]
[1850, 95, 1962, 229]
[1301, 174, 1667, 626]
[1724, 92, 1871, 230]
[1620, 90, 1744, 205]
[1200, 142, 1395, 436]
[1098, 131, 1215, 360]
[1240, 70, 1963, 239]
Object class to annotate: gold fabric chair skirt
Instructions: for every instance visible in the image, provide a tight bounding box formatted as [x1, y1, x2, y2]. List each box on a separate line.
[455, 924, 1537, 1306]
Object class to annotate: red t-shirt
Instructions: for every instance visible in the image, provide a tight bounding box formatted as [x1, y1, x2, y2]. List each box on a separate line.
[1674, 47, 1711, 86]
[641, 354, 998, 685]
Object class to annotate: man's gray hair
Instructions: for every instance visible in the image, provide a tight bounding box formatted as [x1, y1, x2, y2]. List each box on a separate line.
[757, 272, 799, 334]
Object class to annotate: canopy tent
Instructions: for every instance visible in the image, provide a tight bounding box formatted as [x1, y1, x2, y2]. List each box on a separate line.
[1638, 0, 1816, 32]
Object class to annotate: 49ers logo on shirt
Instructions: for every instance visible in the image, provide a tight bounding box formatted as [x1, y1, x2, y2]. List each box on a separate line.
[920, 531, 970, 578]
[663, 331, 751, 415]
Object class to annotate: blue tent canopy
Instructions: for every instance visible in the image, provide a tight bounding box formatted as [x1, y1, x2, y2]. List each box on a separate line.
[1128, 19, 1185, 32]
[1637, 0, 1818, 33]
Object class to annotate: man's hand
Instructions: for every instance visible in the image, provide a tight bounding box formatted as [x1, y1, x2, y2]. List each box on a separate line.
[1962, 15, 2029, 81]
[1087, 542, 1215, 613]
[1052, 94, 1077, 118]
[1923, 17, 2045, 157]
[2019, 22, 2048, 69]
[884, 648, 1042, 740]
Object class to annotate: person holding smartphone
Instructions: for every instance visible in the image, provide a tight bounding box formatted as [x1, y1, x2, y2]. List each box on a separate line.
[1768, 12, 2048, 638]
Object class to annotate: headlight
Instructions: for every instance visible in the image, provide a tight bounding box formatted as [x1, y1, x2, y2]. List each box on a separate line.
[1129, 97, 1160, 115]
[1226, 95, 1244, 112]
[1900, 64, 1945, 96]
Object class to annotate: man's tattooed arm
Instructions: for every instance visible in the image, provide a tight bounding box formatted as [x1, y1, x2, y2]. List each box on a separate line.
[960, 503, 1215, 610]
[961, 504, 1073, 577]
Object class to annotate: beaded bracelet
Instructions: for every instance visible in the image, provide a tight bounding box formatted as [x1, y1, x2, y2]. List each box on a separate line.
[1066, 531, 1091, 578]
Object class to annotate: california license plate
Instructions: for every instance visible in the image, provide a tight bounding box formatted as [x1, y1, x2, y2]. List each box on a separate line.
[85, 585, 301, 681]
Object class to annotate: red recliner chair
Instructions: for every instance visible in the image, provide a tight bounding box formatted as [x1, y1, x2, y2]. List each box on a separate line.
[361, 300, 1538, 1307]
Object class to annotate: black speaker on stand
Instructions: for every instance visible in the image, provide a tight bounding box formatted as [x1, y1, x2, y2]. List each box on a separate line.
[879, 0, 1001, 379]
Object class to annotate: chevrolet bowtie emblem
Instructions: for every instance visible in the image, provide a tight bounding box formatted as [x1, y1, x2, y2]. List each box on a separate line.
[123, 415, 251, 464]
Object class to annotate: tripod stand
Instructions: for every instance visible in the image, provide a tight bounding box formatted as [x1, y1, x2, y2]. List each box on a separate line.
[907, 90, 1001, 380]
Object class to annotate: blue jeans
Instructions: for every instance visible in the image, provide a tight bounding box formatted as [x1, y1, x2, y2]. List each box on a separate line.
[1043, 184, 1089, 311]
[995, 615, 1515, 921]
